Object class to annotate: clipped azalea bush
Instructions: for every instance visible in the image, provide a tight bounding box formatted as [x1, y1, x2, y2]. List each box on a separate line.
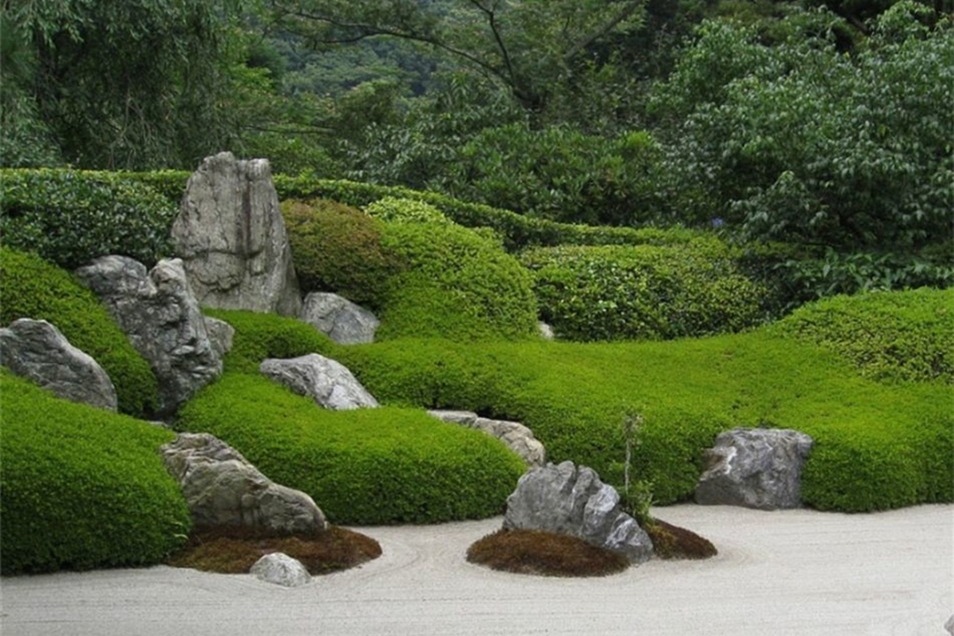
[771, 287, 954, 384]
[281, 198, 402, 309]
[0, 248, 159, 416]
[364, 196, 454, 226]
[0, 169, 178, 269]
[0, 371, 190, 574]
[521, 240, 766, 341]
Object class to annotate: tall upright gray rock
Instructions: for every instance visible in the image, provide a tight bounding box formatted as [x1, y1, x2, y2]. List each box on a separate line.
[172, 152, 301, 316]
[504, 461, 654, 564]
[74, 256, 221, 417]
[695, 428, 814, 510]
[0, 318, 118, 411]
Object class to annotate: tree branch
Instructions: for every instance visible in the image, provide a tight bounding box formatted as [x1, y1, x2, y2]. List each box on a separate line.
[562, 0, 644, 62]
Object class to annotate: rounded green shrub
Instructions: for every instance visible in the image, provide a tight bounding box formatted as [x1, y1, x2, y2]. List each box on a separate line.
[177, 372, 526, 525]
[0, 169, 178, 269]
[364, 196, 454, 225]
[521, 240, 766, 341]
[281, 198, 402, 309]
[377, 221, 539, 341]
[0, 371, 191, 574]
[771, 287, 954, 384]
[0, 248, 159, 417]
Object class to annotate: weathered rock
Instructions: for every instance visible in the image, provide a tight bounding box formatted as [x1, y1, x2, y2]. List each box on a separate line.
[695, 428, 814, 510]
[503, 460, 653, 564]
[0, 318, 118, 411]
[260, 354, 378, 410]
[538, 322, 555, 340]
[74, 256, 221, 417]
[161, 433, 327, 534]
[945, 614, 954, 635]
[300, 292, 379, 345]
[428, 410, 545, 467]
[250, 553, 312, 588]
[204, 316, 235, 360]
[172, 151, 301, 316]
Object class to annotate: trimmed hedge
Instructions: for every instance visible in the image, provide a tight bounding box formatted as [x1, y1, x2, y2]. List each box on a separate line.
[771, 287, 954, 384]
[281, 199, 401, 308]
[364, 196, 455, 226]
[520, 241, 767, 341]
[376, 221, 539, 341]
[0, 248, 159, 417]
[0, 169, 177, 269]
[332, 329, 953, 512]
[0, 370, 190, 574]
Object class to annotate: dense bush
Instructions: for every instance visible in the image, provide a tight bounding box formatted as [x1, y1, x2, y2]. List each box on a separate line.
[0, 248, 159, 416]
[0, 169, 178, 269]
[0, 371, 190, 573]
[332, 328, 953, 512]
[376, 221, 538, 341]
[771, 287, 954, 384]
[281, 198, 401, 308]
[364, 196, 454, 225]
[521, 240, 766, 341]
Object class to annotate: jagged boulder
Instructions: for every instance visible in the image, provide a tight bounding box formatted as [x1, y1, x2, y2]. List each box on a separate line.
[427, 410, 545, 467]
[204, 316, 235, 360]
[260, 354, 378, 410]
[503, 460, 653, 564]
[172, 152, 301, 316]
[695, 428, 814, 510]
[74, 256, 221, 417]
[161, 433, 327, 534]
[0, 318, 118, 411]
[250, 553, 311, 587]
[300, 292, 379, 345]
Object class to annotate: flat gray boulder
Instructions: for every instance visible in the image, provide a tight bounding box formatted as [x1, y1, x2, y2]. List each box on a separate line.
[428, 410, 545, 467]
[172, 151, 301, 316]
[75, 256, 221, 417]
[695, 428, 814, 510]
[260, 353, 378, 410]
[0, 318, 118, 411]
[161, 433, 327, 534]
[300, 292, 379, 344]
[503, 460, 653, 564]
[250, 553, 311, 587]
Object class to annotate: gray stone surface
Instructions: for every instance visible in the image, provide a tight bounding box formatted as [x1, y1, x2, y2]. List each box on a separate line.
[0, 318, 118, 411]
[75, 256, 221, 417]
[300, 292, 379, 344]
[695, 428, 814, 510]
[172, 151, 301, 316]
[538, 322, 555, 340]
[204, 316, 235, 360]
[260, 354, 378, 410]
[427, 410, 545, 467]
[503, 460, 653, 564]
[250, 553, 312, 588]
[161, 433, 327, 534]
[945, 614, 954, 635]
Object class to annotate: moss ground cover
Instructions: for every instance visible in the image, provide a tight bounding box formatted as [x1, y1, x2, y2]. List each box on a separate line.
[0, 371, 190, 574]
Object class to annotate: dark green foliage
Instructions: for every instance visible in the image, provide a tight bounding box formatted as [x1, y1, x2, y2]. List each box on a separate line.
[521, 240, 766, 341]
[0, 169, 177, 269]
[0, 248, 159, 417]
[203, 308, 337, 375]
[771, 288, 954, 384]
[176, 372, 526, 525]
[281, 198, 402, 308]
[377, 221, 538, 341]
[0, 371, 190, 574]
[332, 328, 953, 513]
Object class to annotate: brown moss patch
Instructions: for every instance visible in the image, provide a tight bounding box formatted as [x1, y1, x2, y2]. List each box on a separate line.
[645, 518, 717, 560]
[166, 526, 382, 575]
[466, 528, 630, 577]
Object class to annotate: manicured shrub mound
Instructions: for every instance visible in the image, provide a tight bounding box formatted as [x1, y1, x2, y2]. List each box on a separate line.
[281, 199, 401, 308]
[466, 529, 630, 577]
[772, 287, 954, 384]
[364, 196, 454, 226]
[0, 248, 159, 416]
[177, 373, 526, 524]
[377, 221, 538, 341]
[520, 241, 766, 341]
[0, 371, 190, 574]
[332, 332, 953, 512]
[0, 169, 177, 269]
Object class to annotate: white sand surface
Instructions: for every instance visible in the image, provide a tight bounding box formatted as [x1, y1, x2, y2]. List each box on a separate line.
[2, 504, 952, 635]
